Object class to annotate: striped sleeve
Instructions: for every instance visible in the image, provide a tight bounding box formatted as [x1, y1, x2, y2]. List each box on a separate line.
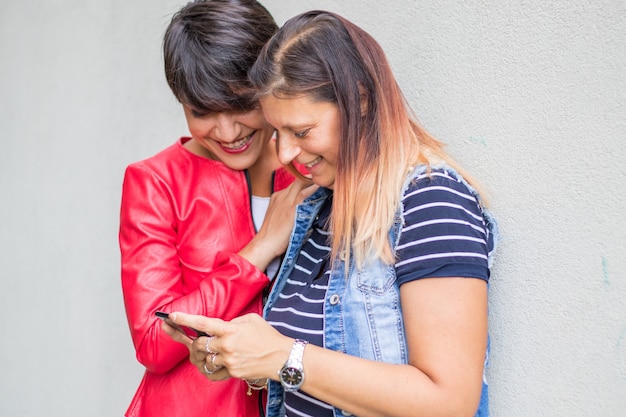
[395, 169, 492, 285]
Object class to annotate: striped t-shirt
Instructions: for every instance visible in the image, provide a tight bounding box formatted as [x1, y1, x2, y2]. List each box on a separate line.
[266, 168, 493, 416]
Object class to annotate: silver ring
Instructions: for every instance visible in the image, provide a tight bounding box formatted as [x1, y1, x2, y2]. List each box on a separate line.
[203, 352, 219, 375]
[205, 336, 215, 353]
[203, 362, 214, 375]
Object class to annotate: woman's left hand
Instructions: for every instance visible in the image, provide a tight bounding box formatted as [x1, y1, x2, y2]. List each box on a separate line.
[164, 312, 294, 381]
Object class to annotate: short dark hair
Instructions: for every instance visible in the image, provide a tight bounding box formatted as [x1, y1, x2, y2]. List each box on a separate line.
[163, 0, 278, 113]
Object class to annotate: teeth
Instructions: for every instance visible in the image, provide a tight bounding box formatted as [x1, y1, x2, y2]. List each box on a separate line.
[305, 157, 322, 168]
[222, 133, 253, 149]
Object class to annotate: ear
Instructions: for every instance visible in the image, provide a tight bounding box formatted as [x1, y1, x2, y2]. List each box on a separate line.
[358, 82, 368, 117]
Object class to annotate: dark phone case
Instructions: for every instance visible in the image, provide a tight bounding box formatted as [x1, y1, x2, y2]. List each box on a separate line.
[155, 311, 209, 337]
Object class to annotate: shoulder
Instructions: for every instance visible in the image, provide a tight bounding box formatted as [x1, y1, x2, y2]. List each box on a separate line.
[125, 140, 182, 172]
[124, 139, 233, 180]
[395, 167, 494, 282]
[402, 167, 483, 217]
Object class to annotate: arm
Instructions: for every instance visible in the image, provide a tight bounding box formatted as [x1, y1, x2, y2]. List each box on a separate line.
[238, 177, 319, 271]
[168, 278, 487, 417]
[120, 166, 312, 374]
[300, 277, 487, 417]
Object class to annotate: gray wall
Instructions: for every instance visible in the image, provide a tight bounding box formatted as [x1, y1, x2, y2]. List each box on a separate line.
[1, 0, 624, 416]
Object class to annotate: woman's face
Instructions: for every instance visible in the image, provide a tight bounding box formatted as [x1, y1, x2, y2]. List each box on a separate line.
[183, 105, 275, 171]
[260, 95, 341, 189]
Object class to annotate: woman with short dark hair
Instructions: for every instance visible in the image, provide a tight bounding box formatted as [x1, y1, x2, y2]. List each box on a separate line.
[119, 2, 316, 417]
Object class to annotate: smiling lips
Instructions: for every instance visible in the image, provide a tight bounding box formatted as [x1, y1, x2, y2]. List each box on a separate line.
[219, 132, 255, 153]
[303, 156, 322, 169]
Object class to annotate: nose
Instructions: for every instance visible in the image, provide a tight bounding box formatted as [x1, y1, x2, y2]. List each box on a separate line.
[210, 113, 240, 142]
[277, 134, 301, 165]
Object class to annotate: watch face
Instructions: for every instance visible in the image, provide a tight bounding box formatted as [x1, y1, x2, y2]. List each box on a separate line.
[280, 367, 303, 387]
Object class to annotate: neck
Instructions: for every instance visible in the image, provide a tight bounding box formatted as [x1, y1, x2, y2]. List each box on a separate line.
[247, 139, 281, 197]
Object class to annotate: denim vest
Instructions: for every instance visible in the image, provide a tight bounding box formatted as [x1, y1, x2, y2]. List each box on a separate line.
[264, 164, 498, 417]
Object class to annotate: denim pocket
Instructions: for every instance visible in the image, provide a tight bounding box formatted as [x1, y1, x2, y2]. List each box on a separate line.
[355, 262, 395, 295]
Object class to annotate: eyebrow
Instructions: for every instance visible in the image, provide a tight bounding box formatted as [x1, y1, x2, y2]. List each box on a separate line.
[273, 120, 316, 131]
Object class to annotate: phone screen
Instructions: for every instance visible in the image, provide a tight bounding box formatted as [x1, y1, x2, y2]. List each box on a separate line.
[155, 311, 209, 338]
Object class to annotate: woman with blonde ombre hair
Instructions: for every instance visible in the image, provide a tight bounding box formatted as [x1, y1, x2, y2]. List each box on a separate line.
[164, 10, 499, 417]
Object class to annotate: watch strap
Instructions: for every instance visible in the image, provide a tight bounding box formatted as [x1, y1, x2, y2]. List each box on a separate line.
[286, 339, 308, 368]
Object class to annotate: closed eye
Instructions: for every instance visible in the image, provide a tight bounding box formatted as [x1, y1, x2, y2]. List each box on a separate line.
[192, 110, 212, 118]
[294, 129, 310, 138]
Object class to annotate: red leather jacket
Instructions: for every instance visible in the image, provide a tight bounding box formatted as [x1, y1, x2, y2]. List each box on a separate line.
[119, 138, 294, 417]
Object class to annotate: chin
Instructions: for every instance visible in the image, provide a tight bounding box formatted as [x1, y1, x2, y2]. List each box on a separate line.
[222, 158, 256, 171]
[313, 178, 334, 189]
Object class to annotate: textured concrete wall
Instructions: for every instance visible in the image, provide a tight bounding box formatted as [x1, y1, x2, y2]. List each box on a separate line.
[0, 1, 624, 416]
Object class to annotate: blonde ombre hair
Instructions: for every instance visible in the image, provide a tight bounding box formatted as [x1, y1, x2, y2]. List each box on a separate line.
[250, 11, 484, 269]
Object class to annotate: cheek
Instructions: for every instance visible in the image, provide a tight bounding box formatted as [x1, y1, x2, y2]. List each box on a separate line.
[185, 117, 206, 138]
[322, 133, 341, 163]
[240, 110, 270, 129]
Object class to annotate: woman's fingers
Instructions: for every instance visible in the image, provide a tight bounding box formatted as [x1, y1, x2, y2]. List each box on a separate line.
[169, 312, 226, 337]
[200, 357, 230, 381]
[160, 319, 193, 348]
[299, 181, 319, 200]
[281, 177, 319, 203]
[168, 313, 281, 380]
[187, 333, 231, 381]
[189, 336, 209, 363]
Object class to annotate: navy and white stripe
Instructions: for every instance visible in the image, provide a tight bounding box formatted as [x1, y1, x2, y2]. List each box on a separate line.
[395, 168, 493, 284]
[266, 169, 492, 415]
[266, 196, 334, 417]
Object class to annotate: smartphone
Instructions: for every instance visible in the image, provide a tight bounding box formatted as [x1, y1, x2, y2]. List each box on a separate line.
[155, 311, 209, 338]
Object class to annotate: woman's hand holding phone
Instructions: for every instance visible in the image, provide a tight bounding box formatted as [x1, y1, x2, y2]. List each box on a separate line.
[155, 311, 209, 338]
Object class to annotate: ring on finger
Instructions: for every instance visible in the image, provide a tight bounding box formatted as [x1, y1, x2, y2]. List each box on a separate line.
[210, 352, 221, 371]
[205, 336, 215, 354]
[203, 362, 214, 375]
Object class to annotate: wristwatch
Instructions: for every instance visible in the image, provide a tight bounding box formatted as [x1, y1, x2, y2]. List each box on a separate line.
[278, 339, 309, 392]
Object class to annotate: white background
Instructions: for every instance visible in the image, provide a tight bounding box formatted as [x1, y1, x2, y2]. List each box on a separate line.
[1, 1, 624, 416]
